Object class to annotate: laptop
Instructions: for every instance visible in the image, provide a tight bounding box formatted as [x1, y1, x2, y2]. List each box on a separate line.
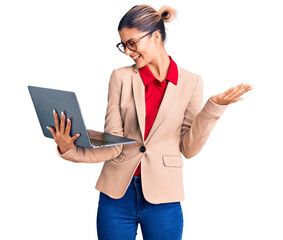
[28, 86, 137, 148]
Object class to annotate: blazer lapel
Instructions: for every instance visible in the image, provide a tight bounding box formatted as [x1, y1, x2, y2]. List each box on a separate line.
[131, 64, 182, 143]
[132, 66, 146, 141]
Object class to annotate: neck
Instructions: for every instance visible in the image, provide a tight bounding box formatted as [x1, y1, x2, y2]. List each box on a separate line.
[147, 47, 170, 82]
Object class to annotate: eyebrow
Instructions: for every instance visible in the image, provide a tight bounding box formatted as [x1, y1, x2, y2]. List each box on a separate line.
[121, 38, 134, 45]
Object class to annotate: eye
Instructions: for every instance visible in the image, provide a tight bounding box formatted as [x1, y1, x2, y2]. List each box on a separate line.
[127, 41, 136, 48]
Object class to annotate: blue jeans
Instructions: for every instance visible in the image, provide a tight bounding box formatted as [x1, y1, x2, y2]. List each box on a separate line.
[96, 175, 183, 240]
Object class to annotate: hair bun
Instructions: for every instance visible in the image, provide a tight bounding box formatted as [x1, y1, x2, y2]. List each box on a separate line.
[158, 6, 176, 23]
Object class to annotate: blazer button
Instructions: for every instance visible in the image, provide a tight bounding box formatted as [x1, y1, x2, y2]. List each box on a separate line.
[139, 146, 146, 153]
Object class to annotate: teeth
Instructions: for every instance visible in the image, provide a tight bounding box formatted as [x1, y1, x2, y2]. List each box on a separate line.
[133, 55, 140, 60]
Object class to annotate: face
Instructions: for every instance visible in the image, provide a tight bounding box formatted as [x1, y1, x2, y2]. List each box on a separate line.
[118, 27, 160, 69]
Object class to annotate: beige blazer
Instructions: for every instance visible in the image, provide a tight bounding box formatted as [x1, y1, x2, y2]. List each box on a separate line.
[57, 64, 228, 204]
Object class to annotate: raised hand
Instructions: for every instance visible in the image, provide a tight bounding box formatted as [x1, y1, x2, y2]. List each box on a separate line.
[210, 83, 254, 105]
[47, 110, 80, 154]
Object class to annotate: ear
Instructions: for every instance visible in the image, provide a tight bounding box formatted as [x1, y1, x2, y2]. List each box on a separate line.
[152, 30, 162, 44]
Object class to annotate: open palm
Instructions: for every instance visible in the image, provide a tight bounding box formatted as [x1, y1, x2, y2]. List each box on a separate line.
[210, 83, 254, 105]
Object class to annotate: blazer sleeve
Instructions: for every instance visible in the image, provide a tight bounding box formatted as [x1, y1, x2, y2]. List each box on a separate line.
[56, 69, 124, 163]
[179, 75, 228, 159]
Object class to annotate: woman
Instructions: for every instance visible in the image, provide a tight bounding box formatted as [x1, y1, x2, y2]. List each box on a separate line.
[47, 5, 253, 240]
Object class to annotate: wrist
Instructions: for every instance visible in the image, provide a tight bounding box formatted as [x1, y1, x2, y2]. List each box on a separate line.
[58, 145, 72, 155]
[210, 96, 218, 104]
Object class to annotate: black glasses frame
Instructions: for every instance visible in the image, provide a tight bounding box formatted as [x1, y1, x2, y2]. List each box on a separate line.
[116, 31, 155, 53]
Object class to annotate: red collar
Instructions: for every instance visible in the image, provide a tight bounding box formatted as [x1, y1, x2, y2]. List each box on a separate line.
[139, 56, 178, 86]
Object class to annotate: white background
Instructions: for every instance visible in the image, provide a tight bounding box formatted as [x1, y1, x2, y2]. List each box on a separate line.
[1, 0, 283, 239]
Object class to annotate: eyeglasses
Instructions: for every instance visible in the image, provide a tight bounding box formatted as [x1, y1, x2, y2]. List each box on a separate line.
[116, 31, 154, 53]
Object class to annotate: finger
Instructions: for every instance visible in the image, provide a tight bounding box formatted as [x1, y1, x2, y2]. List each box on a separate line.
[224, 83, 244, 99]
[53, 110, 60, 132]
[60, 112, 66, 134]
[230, 84, 252, 100]
[71, 133, 81, 142]
[47, 126, 56, 139]
[223, 86, 236, 96]
[242, 84, 254, 92]
[230, 97, 244, 103]
[65, 118, 71, 135]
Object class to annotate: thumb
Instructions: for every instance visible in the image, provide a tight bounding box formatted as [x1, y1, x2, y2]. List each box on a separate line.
[47, 126, 56, 138]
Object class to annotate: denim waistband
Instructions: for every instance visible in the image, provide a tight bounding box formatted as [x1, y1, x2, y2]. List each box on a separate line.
[133, 175, 141, 180]
[132, 175, 141, 184]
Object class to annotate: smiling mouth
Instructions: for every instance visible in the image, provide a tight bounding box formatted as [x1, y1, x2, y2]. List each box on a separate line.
[132, 54, 141, 62]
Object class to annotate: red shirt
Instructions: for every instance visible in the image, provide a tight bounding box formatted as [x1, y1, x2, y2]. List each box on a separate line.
[134, 56, 178, 176]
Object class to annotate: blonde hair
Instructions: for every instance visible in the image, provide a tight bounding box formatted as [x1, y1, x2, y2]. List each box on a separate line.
[118, 5, 176, 42]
